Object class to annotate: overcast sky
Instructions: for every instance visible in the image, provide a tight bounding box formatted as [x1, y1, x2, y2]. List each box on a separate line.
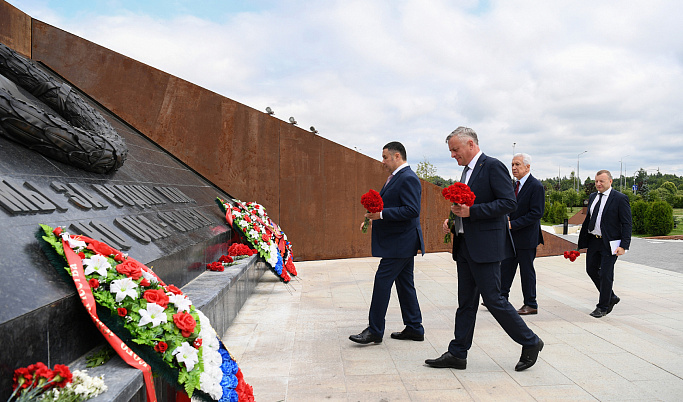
[8, 0, 683, 182]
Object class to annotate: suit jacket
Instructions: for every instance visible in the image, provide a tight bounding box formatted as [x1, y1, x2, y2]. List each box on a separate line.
[371, 166, 425, 258]
[578, 189, 632, 250]
[452, 154, 517, 263]
[510, 174, 545, 249]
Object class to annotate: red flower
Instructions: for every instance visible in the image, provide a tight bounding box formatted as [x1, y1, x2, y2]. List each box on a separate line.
[140, 278, 151, 287]
[442, 183, 476, 206]
[564, 250, 580, 262]
[77, 252, 86, 259]
[51, 364, 72, 388]
[218, 255, 233, 264]
[228, 243, 252, 256]
[87, 239, 123, 261]
[166, 285, 183, 295]
[173, 312, 197, 337]
[88, 278, 99, 289]
[116, 259, 144, 280]
[286, 256, 298, 276]
[261, 233, 270, 242]
[193, 338, 203, 349]
[244, 215, 252, 223]
[235, 368, 255, 402]
[52, 227, 63, 236]
[206, 262, 224, 272]
[154, 341, 168, 353]
[117, 307, 127, 317]
[12, 367, 32, 390]
[143, 289, 170, 308]
[360, 189, 384, 213]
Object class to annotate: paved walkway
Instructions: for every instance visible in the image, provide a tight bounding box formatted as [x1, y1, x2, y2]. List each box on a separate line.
[223, 252, 683, 401]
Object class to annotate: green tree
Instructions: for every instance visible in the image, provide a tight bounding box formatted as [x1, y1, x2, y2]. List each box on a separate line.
[416, 158, 437, 180]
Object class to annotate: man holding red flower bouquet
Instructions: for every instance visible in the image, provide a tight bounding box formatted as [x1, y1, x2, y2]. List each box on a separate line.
[425, 127, 543, 372]
[350, 141, 425, 345]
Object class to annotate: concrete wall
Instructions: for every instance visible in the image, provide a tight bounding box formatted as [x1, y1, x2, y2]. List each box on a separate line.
[0, 0, 452, 260]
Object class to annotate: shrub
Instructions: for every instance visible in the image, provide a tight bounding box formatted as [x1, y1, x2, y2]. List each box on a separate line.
[631, 200, 648, 234]
[550, 201, 567, 224]
[543, 201, 551, 222]
[645, 201, 673, 236]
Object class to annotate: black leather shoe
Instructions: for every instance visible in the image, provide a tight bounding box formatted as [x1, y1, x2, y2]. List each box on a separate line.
[425, 352, 466, 369]
[515, 338, 543, 371]
[390, 328, 424, 341]
[607, 296, 620, 314]
[590, 308, 608, 318]
[349, 327, 382, 344]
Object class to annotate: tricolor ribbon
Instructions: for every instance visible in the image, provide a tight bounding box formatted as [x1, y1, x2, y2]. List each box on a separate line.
[62, 239, 158, 402]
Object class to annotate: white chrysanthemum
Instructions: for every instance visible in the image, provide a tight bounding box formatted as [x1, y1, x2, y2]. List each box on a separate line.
[62, 233, 87, 250]
[173, 342, 199, 372]
[109, 278, 138, 302]
[168, 293, 192, 312]
[195, 310, 223, 398]
[138, 303, 168, 327]
[141, 269, 159, 284]
[82, 254, 111, 276]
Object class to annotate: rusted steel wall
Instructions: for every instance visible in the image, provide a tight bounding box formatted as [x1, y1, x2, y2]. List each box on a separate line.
[1, 2, 452, 260]
[0, 1, 31, 57]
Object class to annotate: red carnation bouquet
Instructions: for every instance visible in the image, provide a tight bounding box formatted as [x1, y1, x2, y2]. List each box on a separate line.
[564, 250, 580, 262]
[442, 183, 476, 243]
[360, 189, 384, 233]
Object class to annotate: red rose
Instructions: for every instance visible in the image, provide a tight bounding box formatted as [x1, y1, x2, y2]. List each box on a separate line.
[87, 239, 123, 261]
[244, 215, 252, 223]
[154, 341, 168, 353]
[116, 259, 143, 280]
[193, 338, 202, 349]
[52, 227, 63, 236]
[261, 233, 270, 242]
[140, 278, 151, 287]
[52, 364, 72, 388]
[77, 252, 86, 259]
[173, 312, 197, 337]
[143, 289, 170, 308]
[360, 189, 384, 213]
[88, 278, 99, 289]
[12, 367, 32, 390]
[166, 285, 183, 295]
[117, 307, 127, 317]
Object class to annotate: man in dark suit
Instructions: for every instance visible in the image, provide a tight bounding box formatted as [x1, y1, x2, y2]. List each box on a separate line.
[500, 153, 545, 315]
[426, 127, 543, 372]
[350, 141, 425, 344]
[577, 170, 632, 318]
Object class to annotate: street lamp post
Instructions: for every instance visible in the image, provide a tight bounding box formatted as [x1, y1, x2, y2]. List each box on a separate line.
[619, 155, 630, 192]
[577, 151, 587, 192]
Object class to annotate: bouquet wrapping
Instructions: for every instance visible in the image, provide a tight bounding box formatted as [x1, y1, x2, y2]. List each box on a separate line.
[441, 183, 476, 243]
[360, 189, 384, 233]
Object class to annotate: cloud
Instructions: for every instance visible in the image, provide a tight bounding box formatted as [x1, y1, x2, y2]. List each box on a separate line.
[10, 0, 683, 181]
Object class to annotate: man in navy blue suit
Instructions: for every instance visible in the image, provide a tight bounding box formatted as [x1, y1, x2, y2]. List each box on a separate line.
[426, 127, 543, 372]
[500, 153, 545, 315]
[577, 170, 632, 318]
[350, 141, 425, 344]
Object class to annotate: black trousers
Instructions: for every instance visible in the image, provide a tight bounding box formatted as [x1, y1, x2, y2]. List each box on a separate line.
[585, 235, 618, 310]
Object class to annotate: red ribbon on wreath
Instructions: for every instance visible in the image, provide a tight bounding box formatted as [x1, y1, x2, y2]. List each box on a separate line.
[61, 239, 158, 402]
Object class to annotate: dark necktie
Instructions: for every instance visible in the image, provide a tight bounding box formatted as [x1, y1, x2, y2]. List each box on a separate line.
[453, 166, 470, 234]
[588, 193, 603, 231]
[514, 181, 520, 198]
